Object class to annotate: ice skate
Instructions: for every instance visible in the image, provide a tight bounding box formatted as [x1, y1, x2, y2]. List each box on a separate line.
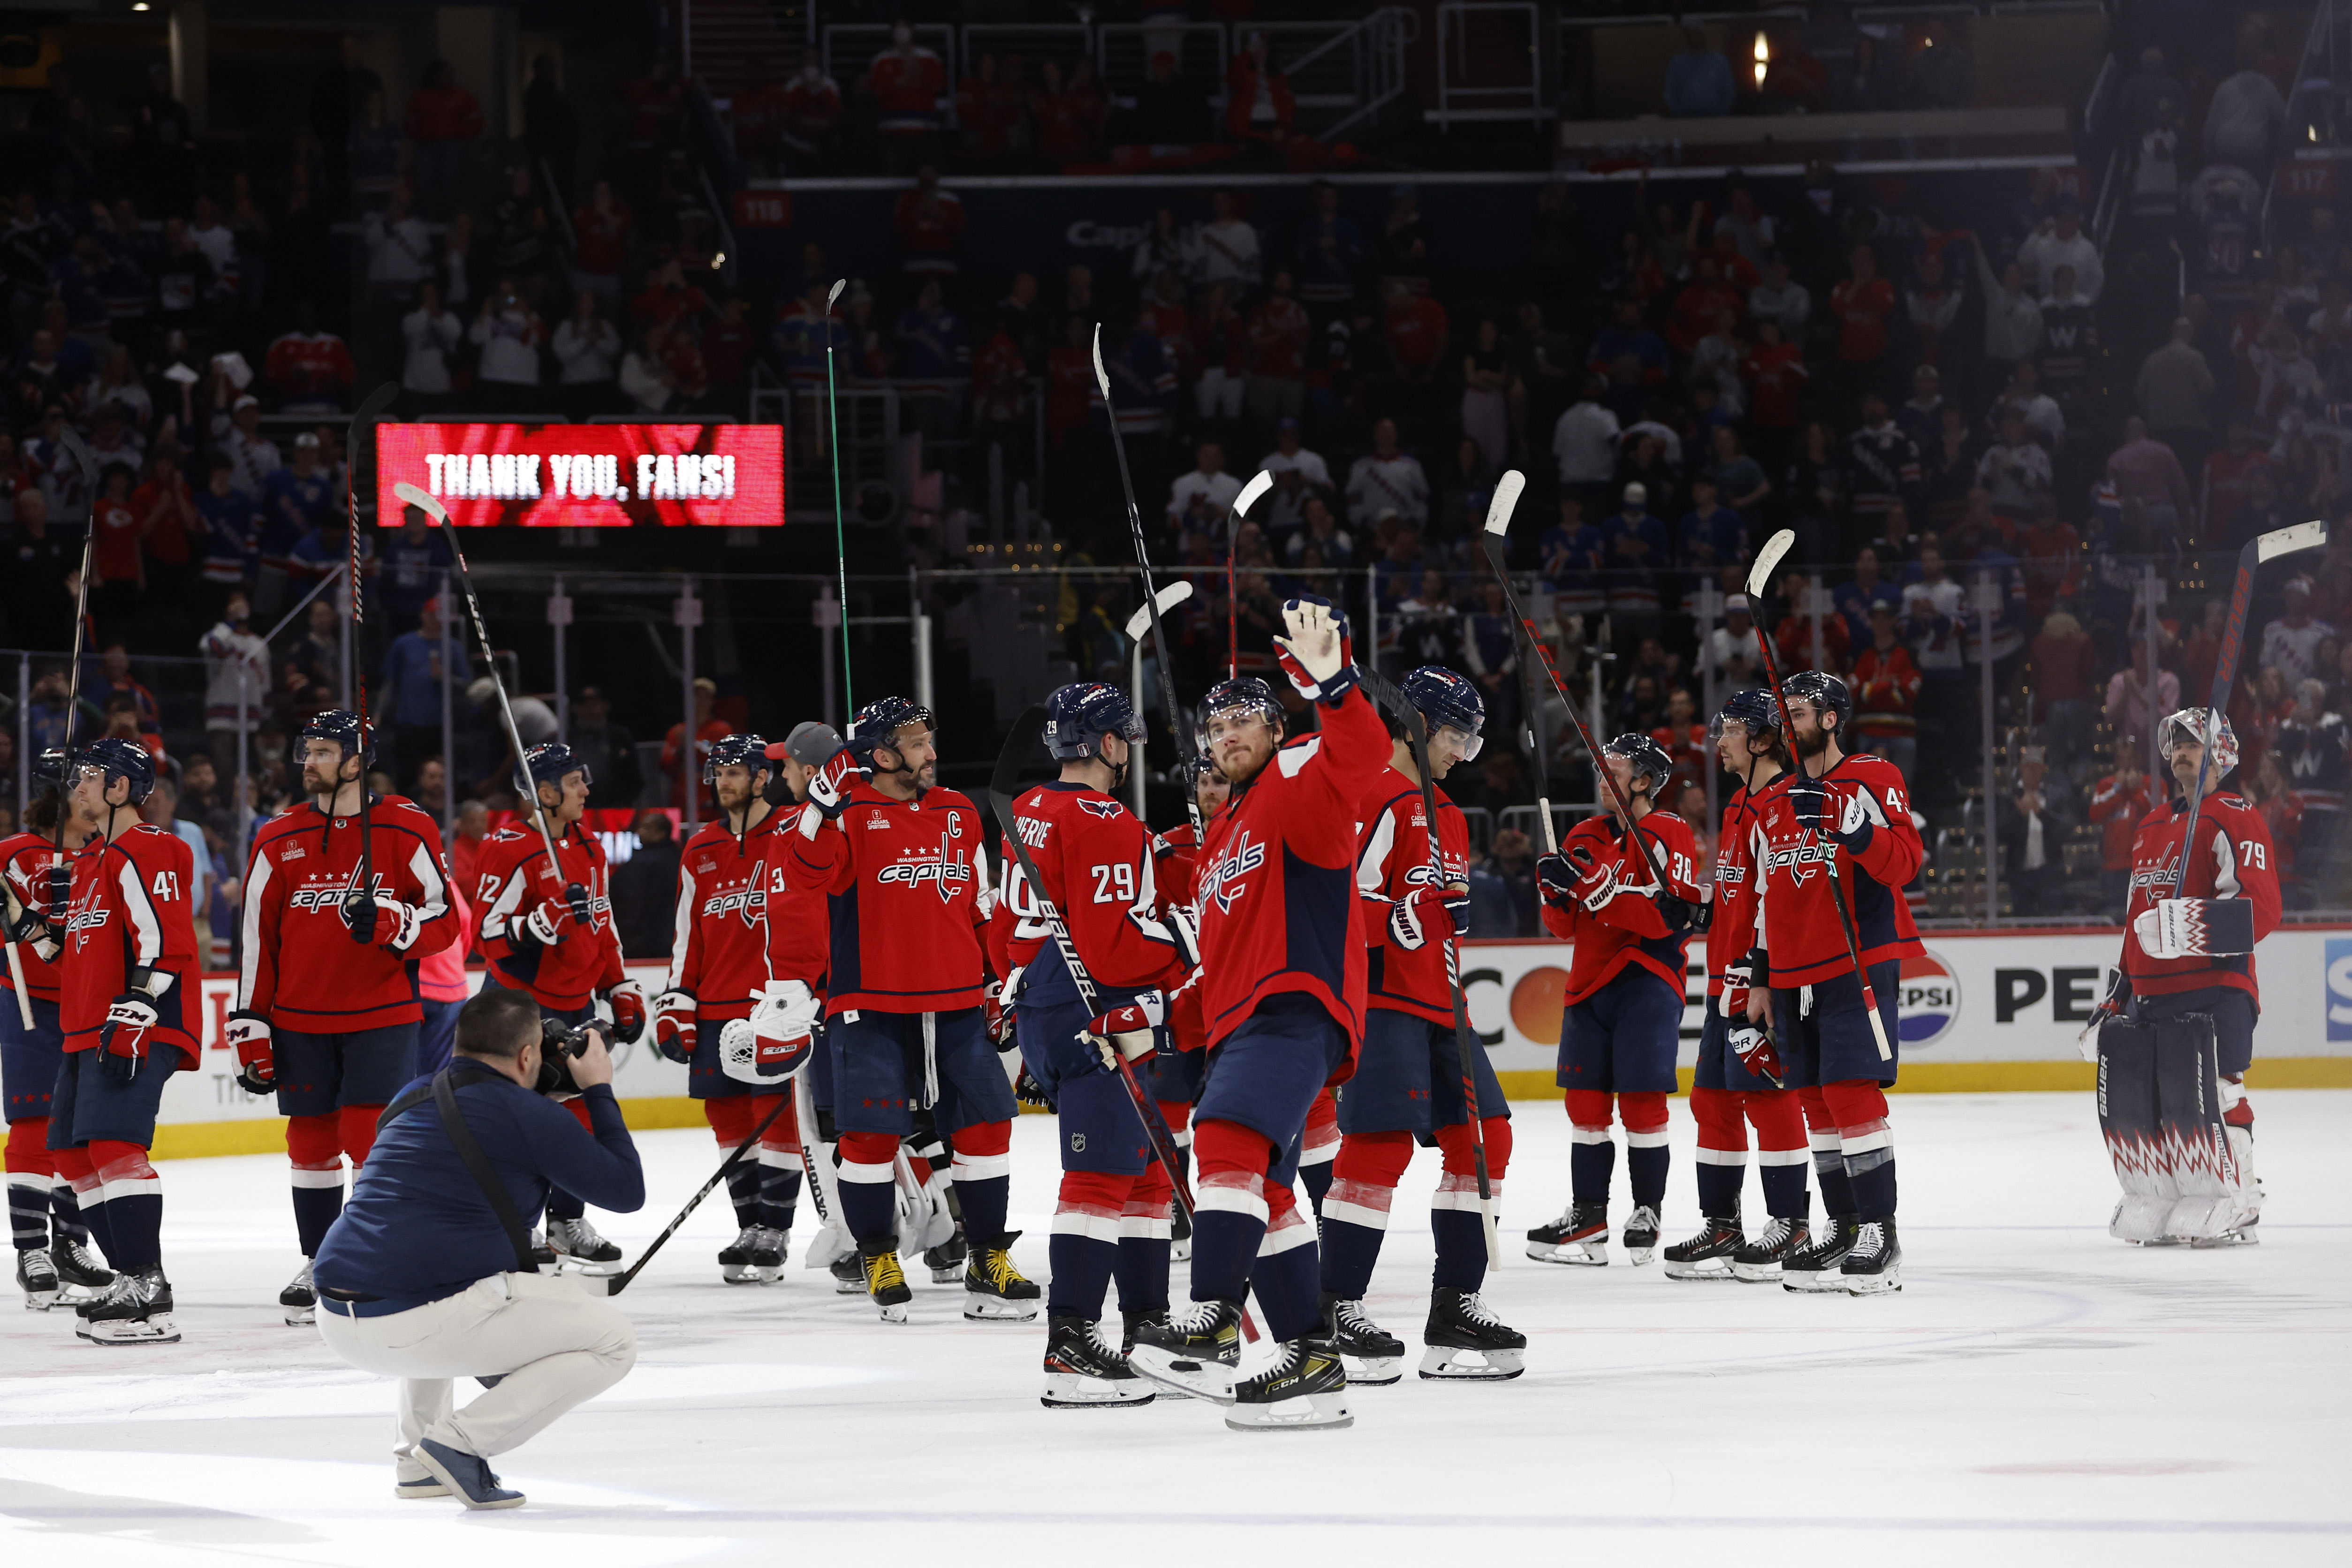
[861, 1238, 911, 1323]
[925, 1218, 968, 1285]
[962, 1232, 1040, 1321]
[718, 1227, 764, 1284]
[1839, 1218, 1902, 1294]
[1311, 1293, 1404, 1386]
[1525, 1201, 1609, 1265]
[1127, 1297, 1245, 1402]
[17, 1246, 60, 1310]
[1224, 1339, 1352, 1432]
[82, 1268, 179, 1346]
[280, 1258, 317, 1325]
[751, 1227, 788, 1281]
[527, 1228, 557, 1268]
[1662, 1215, 1744, 1280]
[546, 1217, 622, 1276]
[829, 1250, 865, 1294]
[1418, 1286, 1525, 1381]
[1040, 1314, 1154, 1409]
[51, 1236, 113, 1303]
[1622, 1204, 1662, 1265]
[1120, 1309, 1191, 1397]
[1782, 1213, 1861, 1293]
[1730, 1213, 1810, 1282]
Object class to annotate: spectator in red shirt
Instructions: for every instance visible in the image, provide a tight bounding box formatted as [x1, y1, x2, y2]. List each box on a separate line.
[1225, 31, 1297, 150]
[1244, 268, 1309, 427]
[1830, 242, 1897, 411]
[782, 49, 846, 161]
[631, 258, 708, 332]
[1774, 592, 1852, 675]
[2201, 416, 2276, 546]
[90, 462, 144, 637]
[2015, 500, 2083, 619]
[571, 179, 633, 311]
[1030, 56, 1108, 166]
[263, 301, 357, 412]
[732, 57, 791, 175]
[971, 314, 1034, 473]
[621, 56, 688, 156]
[2086, 732, 2164, 911]
[2027, 609, 2098, 779]
[1045, 313, 1097, 448]
[1667, 255, 1744, 355]
[1742, 317, 1808, 442]
[893, 165, 966, 280]
[956, 53, 1018, 161]
[1649, 686, 1709, 800]
[1383, 276, 1449, 419]
[660, 677, 733, 811]
[131, 447, 197, 624]
[405, 60, 483, 220]
[864, 23, 948, 167]
[1851, 604, 1924, 782]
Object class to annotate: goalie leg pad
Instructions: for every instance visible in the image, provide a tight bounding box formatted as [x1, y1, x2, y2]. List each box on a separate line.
[2096, 1018, 2175, 1241]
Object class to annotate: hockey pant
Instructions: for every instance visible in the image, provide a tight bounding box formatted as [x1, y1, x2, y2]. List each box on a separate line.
[1689, 1085, 1808, 1219]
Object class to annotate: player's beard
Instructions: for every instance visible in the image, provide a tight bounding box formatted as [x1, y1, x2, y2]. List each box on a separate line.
[1793, 723, 1831, 760]
[714, 779, 751, 815]
[302, 764, 337, 802]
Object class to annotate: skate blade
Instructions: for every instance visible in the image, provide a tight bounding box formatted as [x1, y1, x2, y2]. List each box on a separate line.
[1843, 1265, 1903, 1294]
[1171, 1239, 1192, 1262]
[1781, 1268, 1849, 1294]
[874, 1299, 910, 1324]
[1338, 1354, 1402, 1387]
[87, 1314, 180, 1345]
[1040, 1373, 1155, 1409]
[1624, 1246, 1657, 1266]
[963, 1293, 1040, 1322]
[1662, 1258, 1739, 1280]
[2188, 1230, 2259, 1249]
[283, 1305, 317, 1326]
[1223, 1390, 1352, 1432]
[1128, 1344, 1238, 1405]
[929, 1267, 961, 1284]
[1730, 1260, 1784, 1282]
[753, 1266, 785, 1283]
[1418, 1345, 1525, 1381]
[23, 1290, 61, 1311]
[833, 1277, 866, 1295]
[556, 1257, 624, 1278]
[394, 1477, 452, 1500]
[721, 1268, 763, 1284]
[1525, 1242, 1608, 1265]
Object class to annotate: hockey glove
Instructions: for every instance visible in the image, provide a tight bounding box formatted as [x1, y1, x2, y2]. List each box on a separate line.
[1087, 992, 1164, 1074]
[1564, 842, 1625, 913]
[1729, 1021, 1786, 1089]
[1, 875, 60, 962]
[1014, 1063, 1056, 1111]
[651, 989, 697, 1063]
[1272, 595, 1360, 706]
[1659, 891, 1706, 936]
[99, 970, 167, 1082]
[226, 1008, 275, 1095]
[720, 980, 819, 1085]
[518, 895, 576, 951]
[1784, 775, 1875, 854]
[799, 744, 870, 835]
[1720, 950, 1760, 1020]
[2075, 969, 2133, 1061]
[1534, 852, 1577, 909]
[604, 978, 648, 1045]
[41, 862, 71, 924]
[1161, 901, 1201, 969]
[2132, 897, 2257, 961]
[341, 883, 379, 946]
[563, 881, 593, 928]
[1388, 884, 1468, 951]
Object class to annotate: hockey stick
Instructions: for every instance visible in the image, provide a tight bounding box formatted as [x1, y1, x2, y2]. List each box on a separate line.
[1225, 470, 1275, 680]
[1123, 581, 1193, 644]
[1476, 470, 1672, 891]
[821, 279, 853, 715]
[1362, 668, 1502, 1268]
[341, 383, 400, 929]
[987, 704, 1258, 1339]
[1745, 529, 1889, 1062]
[596, 1089, 797, 1296]
[1092, 325, 1201, 841]
[42, 427, 100, 919]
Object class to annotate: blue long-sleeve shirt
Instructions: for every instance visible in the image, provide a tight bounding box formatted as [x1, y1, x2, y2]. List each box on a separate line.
[315, 1074, 643, 1306]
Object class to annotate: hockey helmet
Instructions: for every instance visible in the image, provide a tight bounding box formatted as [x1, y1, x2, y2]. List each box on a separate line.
[29, 747, 67, 793]
[1179, 749, 1222, 786]
[74, 736, 157, 807]
[850, 696, 934, 756]
[1399, 666, 1485, 759]
[1709, 687, 1784, 751]
[299, 708, 377, 770]
[524, 741, 592, 791]
[2159, 707, 2239, 776]
[1195, 677, 1283, 750]
[1779, 669, 1854, 735]
[1600, 732, 1675, 798]
[703, 731, 771, 785]
[1044, 682, 1146, 761]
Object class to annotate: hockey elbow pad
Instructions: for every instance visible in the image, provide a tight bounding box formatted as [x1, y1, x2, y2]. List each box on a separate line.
[2135, 897, 2256, 960]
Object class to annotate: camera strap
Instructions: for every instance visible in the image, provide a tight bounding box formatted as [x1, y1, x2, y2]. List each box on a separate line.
[380, 1062, 541, 1273]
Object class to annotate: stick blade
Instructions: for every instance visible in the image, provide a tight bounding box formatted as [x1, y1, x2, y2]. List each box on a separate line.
[1124, 580, 1193, 641]
[1089, 323, 1110, 398]
[353, 381, 401, 429]
[826, 278, 846, 309]
[2257, 519, 2328, 563]
[392, 482, 450, 524]
[990, 705, 1053, 811]
[1482, 469, 1527, 536]
[1746, 530, 1798, 598]
[1232, 469, 1275, 520]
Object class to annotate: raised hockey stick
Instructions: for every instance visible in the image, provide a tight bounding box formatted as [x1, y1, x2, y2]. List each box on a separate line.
[1123, 581, 1193, 644]
[822, 279, 853, 714]
[341, 383, 400, 929]
[1092, 325, 1201, 841]
[987, 704, 1259, 1340]
[1362, 668, 1502, 1268]
[1225, 470, 1275, 679]
[1745, 529, 1889, 1062]
[595, 1090, 798, 1296]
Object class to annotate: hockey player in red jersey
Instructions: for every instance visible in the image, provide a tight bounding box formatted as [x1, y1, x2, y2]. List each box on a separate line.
[994, 682, 1199, 1407]
[475, 742, 646, 1273]
[1143, 753, 1228, 1261]
[786, 696, 1032, 1325]
[49, 739, 199, 1343]
[1664, 689, 1813, 1281]
[1528, 733, 1705, 1267]
[1318, 666, 1522, 1383]
[225, 711, 456, 1324]
[1127, 598, 1389, 1432]
[2106, 708, 2281, 1244]
[1747, 670, 1923, 1294]
[2, 751, 113, 1310]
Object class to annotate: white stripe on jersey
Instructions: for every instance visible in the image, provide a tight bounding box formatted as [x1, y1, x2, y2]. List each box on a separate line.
[239, 850, 275, 1006]
[665, 859, 698, 992]
[114, 855, 165, 977]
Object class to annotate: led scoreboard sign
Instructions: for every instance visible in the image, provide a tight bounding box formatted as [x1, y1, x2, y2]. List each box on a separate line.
[375, 422, 784, 526]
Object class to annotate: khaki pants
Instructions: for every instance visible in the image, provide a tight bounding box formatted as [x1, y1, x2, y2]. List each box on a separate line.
[317, 1271, 637, 1465]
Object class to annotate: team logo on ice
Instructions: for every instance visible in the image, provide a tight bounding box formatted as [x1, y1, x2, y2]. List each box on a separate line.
[1199, 830, 1266, 914]
[1896, 948, 1960, 1046]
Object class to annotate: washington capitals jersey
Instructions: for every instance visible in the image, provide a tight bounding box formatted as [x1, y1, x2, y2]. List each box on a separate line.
[240, 795, 456, 1032]
[992, 781, 1191, 1010]
[1706, 779, 1780, 997]
[1541, 809, 1703, 1003]
[667, 809, 797, 1019]
[0, 829, 64, 1003]
[477, 822, 625, 1010]
[1749, 753, 1923, 988]
[787, 782, 994, 1016]
[1152, 819, 1212, 1055]
[1355, 767, 1468, 1026]
[61, 825, 198, 1065]
[2122, 791, 2280, 1003]
[1193, 686, 1390, 1057]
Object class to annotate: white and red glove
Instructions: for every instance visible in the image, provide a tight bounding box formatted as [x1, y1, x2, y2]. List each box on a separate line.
[798, 745, 871, 835]
[1161, 902, 1200, 969]
[985, 968, 1021, 1047]
[2132, 897, 2256, 960]
[1388, 885, 1468, 951]
[651, 989, 697, 1063]
[1729, 1021, 1786, 1088]
[1088, 992, 1165, 1073]
[603, 978, 647, 1045]
[1720, 950, 1762, 1021]
[1272, 596, 1359, 705]
[520, 895, 576, 949]
[226, 1008, 274, 1095]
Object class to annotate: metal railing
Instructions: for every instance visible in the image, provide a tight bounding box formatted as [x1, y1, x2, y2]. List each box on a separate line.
[1096, 21, 1230, 112]
[1433, 1, 1548, 126]
[1258, 8, 1420, 143]
[825, 24, 959, 102]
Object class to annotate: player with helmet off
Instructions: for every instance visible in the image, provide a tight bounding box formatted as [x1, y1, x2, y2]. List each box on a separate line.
[1664, 689, 1813, 1282]
[786, 697, 1032, 1325]
[1747, 671, 1923, 1294]
[1528, 733, 1704, 1266]
[1318, 666, 1521, 1384]
[1126, 598, 1389, 1433]
[2093, 708, 2280, 1246]
[48, 739, 200, 1343]
[228, 712, 457, 1324]
[475, 743, 645, 1274]
[992, 682, 1198, 1408]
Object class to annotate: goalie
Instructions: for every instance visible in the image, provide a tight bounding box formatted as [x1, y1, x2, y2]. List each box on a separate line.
[2094, 708, 2280, 1247]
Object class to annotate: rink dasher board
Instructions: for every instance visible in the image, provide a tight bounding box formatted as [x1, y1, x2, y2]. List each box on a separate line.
[116, 932, 2352, 1158]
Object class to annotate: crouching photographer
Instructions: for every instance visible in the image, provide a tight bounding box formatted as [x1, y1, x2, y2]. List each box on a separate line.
[312, 985, 645, 1510]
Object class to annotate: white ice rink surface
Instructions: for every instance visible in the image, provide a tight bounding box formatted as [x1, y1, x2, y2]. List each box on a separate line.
[1, 1091, 2345, 1567]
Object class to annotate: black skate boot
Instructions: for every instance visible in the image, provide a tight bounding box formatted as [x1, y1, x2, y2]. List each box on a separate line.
[51, 1235, 112, 1304]
[1127, 1297, 1245, 1402]
[82, 1267, 178, 1345]
[280, 1258, 317, 1325]
[1663, 1214, 1744, 1280]
[1526, 1201, 1609, 1265]
[547, 1217, 622, 1276]
[1419, 1286, 1526, 1380]
[1781, 1212, 1861, 1293]
[830, 1250, 866, 1294]
[1040, 1313, 1154, 1409]
[17, 1245, 60, 1310]
[926, 1217, 969, 1285]
[1622, 1204, 1663, 1265]
[718, 1226, 762, 1284]
[1731, 1211, 1810, 1282]
[1120, 1308, 1190, 1397]
[1225, 1339, 1352, 1432]
[751, 1227, 787, 1282]
[964, 1232, 1041, 1321]
[1311, 1292, 1404, 1386]
[861, 1237, 912, 1323]
[1838, 1217, 1902, 1295]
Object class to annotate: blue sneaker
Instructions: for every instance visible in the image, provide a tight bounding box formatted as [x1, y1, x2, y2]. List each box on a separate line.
[416, 1438, 526, 1509]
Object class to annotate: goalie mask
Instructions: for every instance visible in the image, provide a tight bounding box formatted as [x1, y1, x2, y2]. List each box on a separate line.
[2159, 707, 2239, 778]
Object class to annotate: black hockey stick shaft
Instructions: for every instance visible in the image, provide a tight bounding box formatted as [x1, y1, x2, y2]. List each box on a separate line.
[51, 429, 99, 860]
[602, 1088, 795, 1295]
[342, 383, 399, 922]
